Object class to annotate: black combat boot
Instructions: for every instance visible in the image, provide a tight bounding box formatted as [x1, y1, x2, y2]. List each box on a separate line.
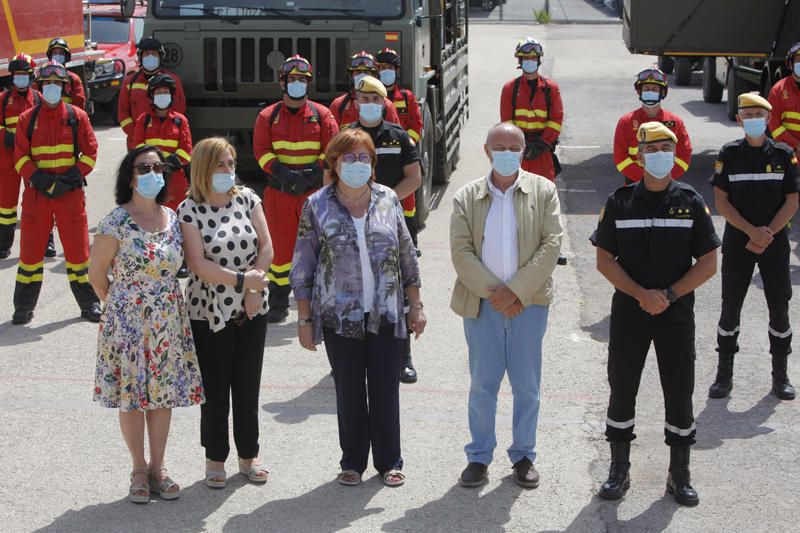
[666, 446, 699, 506]
[771, 355, 796, 400]
[598, 441, 630, 500]
[45, 232, 56, 258]
[708, 352, 734, 398]
[266, 282, 290, 323]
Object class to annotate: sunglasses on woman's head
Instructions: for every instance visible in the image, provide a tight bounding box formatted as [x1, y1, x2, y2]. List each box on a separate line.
[134, 162, 165, 174]
[341, 153, 372, 164]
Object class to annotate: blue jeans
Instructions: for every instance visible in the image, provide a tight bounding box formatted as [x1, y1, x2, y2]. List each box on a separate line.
[463, 300, 549, 465]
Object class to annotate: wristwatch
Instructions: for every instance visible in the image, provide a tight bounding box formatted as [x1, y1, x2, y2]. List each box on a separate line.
[298, 318, 312, 327]
[235, 271, 244, 293]
[665, 286, 678, 303]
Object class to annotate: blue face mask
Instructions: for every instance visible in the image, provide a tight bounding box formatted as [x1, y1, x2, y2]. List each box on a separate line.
[51, 54, 66, 66]
[490, 150, 522, 177]
[42, 84, 62, 105]
[286, 80, 307, 99]
[379, 69, 396, 86]
[521, 59, 539, 74]
[794, 62, 800, 78]
[13, 75, 30, 89]
[353, 73, 368, 87]
[339, 162, 372, 188]
[358, 102, 383, 123]
[142, 55, 160, 71]
[212, 172, 236, 193]
[135, 171, 165, 199]
[742, 117, 767, 138]
[643, 151, 674, 179]
[640, 90, 661, 107]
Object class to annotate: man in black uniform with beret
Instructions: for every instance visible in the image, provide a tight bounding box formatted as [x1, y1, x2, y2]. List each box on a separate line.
[591, 122, 720, 506]
[326, 75, 423, 384]
[709, 92, 799, 401]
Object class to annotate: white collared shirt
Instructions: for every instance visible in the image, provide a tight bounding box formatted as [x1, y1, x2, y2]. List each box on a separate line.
[482, 173, 519, 283]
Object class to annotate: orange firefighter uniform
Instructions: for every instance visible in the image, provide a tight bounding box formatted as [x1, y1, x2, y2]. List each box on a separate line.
[613, 108, 692, 182]
[118, 69, 187, 149]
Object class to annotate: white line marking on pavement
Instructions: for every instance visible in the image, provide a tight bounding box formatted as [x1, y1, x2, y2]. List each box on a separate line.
[558, 145, 601, 149]
[557, 188, 598, 193]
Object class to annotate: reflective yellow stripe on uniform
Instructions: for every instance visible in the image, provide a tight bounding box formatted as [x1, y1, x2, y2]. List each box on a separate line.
[785, 123, 800, 132]
[175, 148, 191, 162]
[120, 117, 133, 128]
[131, 83, 148, 90]
[66, 261, 89, 283]
[771, 126, 787, 138]
[277, 154, 319, 165]
[0, 205, 17, 225]
[407, 129, 420, 142]
[272, 140, 321, 151]
[674, 157, 689, 171]
[394, 100, 406, 109]
[62, 96, 73, 104]
[145, 138, 179, 148]
[782, 111, 800, 120]
[79, 155, 95, 168]
[258, 152, 276, 169]
[544, 121, 562, 131]
[16, 260, 44, 283]
[14, 155, 31, 173]
[616, 158, 635, 172]
[36, 158, 77, 169]
[31, 144, 75, 156]
[6, 116, 19, 125]
[403, 207, 416, 217]
[267, 262, 291, 285]
[513, 120, 546, 130]
[628, 146, 638, 155]
[514, 108, 548, 118]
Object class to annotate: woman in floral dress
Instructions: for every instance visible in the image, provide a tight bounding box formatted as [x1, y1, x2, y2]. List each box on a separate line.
[89, 146, 204, 504]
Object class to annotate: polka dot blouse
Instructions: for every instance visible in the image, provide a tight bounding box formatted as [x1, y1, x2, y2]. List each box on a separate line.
[177, 187, 268, 332]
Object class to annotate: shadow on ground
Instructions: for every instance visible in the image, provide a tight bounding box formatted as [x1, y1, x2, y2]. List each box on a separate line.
[262, 374, 336, 424]
[694, 394, 779, 451]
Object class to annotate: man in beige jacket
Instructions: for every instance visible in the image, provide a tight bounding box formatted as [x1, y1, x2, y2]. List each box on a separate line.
[450, 123, 562, 488]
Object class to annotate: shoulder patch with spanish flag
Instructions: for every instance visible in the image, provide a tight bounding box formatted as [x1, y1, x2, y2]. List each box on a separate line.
[714, 160, 723, 174]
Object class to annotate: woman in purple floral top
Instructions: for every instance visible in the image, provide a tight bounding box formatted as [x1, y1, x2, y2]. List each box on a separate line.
[290, 128, 426, 487]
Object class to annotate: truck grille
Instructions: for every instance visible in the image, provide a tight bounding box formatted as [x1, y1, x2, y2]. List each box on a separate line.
[202, 36, 351, 96]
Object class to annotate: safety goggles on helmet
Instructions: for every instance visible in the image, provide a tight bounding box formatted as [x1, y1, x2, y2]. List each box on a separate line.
[787, 42, 800, 67]
[515, 40, 543, 58]
[375, 48, 401, 66]
[349, 55, 377, 72]
[38, 63, 68, 82]
[635, 69, 668, 87]
[280, 58, 313, 78]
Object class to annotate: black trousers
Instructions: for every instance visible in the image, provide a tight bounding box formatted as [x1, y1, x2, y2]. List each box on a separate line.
[267, 281, 291, 311]
[717, 234, 792, 358]
[324, 322, 403, 475]
[605, 312, 696, 446]
[191, 314, 268, 462]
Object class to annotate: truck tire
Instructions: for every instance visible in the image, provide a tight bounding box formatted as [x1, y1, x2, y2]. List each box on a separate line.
[658, 56, 674, 75]
[702, 58, 723, 103]
[109, 92, 120, 126]
[414, 104, 434, 227]
[675, 58, 692, 86]
[726, 64, 751, 121]
[481, 0, 495, 11]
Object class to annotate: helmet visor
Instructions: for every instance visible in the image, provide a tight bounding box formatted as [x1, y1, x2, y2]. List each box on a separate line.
[38, 63, 67, 80]
[282, 59, 311, 76]
[350, 56, 376, 70]
[516, 42, 542, 57]
[636, 69, 668, 85]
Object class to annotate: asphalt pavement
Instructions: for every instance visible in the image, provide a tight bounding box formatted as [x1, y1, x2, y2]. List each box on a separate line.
[0, 23, 798, 533]
[470, 0, 620, 24]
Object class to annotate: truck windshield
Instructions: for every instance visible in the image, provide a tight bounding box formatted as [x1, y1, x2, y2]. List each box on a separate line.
[91, 17, 130, 44]
[153, 1, 402, 19]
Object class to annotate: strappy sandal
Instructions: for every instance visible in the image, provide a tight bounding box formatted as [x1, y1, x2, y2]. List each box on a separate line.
[205, 459, 227, 489]
[337, 470, 362, 486]
[382, 469, 405, 487]
[129, 468, 150, 504]
[238, 458, 269, 483]
[149, 468, 181, 500]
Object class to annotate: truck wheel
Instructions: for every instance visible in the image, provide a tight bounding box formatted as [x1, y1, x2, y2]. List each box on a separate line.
[675, 58, 692, 86]
[658, 56, 674, 75]
[726, 64, 752, 121]
[702, 58, 723, 103]
[481, 0, 495, 11]
[415, 104, 435, 227]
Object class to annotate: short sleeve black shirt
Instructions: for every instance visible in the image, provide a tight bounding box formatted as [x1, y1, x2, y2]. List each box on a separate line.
[711, 137, 800, 247]
[350, 121, 420, 189]
[590, 180, 721, 322]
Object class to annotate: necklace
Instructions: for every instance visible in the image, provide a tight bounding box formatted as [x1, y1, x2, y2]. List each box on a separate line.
[336, 185, 369, 206]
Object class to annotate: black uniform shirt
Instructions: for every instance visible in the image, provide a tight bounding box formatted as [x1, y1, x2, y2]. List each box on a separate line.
[590, 180, 721, 321]
[346, 120, 420, 188]
[711, 137, 800, 247]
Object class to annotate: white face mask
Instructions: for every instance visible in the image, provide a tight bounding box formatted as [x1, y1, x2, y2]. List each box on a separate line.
[142, 55, 160, 71]
[42, 84, 62, 105]
[13, 75, 30, 89]
[153, 93, 171, 109]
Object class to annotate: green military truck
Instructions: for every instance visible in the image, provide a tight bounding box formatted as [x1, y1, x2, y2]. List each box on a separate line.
[143, 0, 470, 224]
[623, 0, 800, 120]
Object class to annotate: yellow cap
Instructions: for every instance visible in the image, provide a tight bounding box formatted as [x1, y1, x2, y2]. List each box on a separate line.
[355, 75, 387, 98]
[737, 92, 772, 111]
[637, 121, 677, 144]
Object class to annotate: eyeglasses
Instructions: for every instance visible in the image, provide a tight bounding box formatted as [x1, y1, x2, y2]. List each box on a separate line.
[517, 42, 543, 56]
[350, 56, 377, 70]
[38, 63, 67, 79]
[134, 162, 165, 174]
[637, 69, 667, 84]
[341, 153, 372, 164]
